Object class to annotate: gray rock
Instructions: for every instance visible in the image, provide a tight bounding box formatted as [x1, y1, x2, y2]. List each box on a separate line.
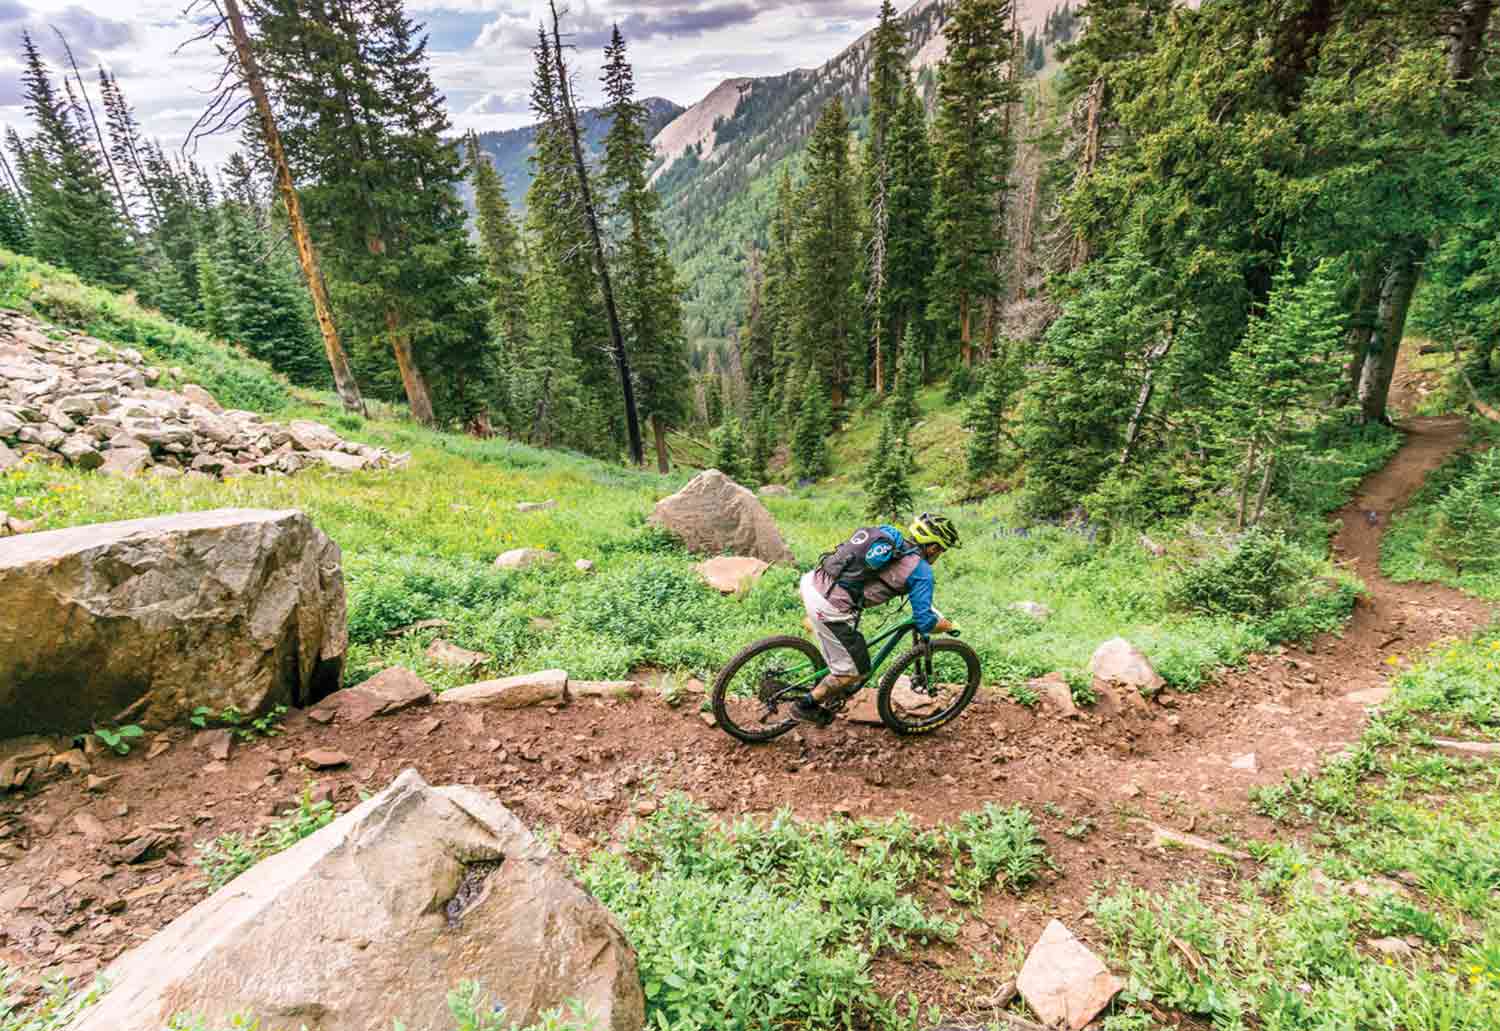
[58, 435, 103, 471]
[70, 769, 643, 1031]
[0, 508, 346, 737]
[1016, 920, 1123, 1031]
[0, 408, 25, 437]
[190, 453, 228, 475]
[310, 449, 368, 472]
[148, 465, 183, 480]
[179, 384, 221, 412]
[1090, 637, 1166, 699]
[17, 423, 66, 449]
[0, 441, 18, 472]
[517, 500, 558, 512]
[494, 548, 560, 570]
[54, 395, 100, 419]
[648, 469, 795, 565]
[757, 484, 791, 497]
[440, 670, 568, 709]
[288, 420, 341, 452]
[1010, 601, 1053, 621]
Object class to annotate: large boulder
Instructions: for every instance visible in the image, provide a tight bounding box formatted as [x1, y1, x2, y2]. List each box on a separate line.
[648, 469, 794, 564]
[0, 508, 346, 737]
[71, 768, 644, 1031]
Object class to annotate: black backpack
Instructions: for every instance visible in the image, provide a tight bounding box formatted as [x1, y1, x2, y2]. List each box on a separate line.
[816, 526, 913, 610]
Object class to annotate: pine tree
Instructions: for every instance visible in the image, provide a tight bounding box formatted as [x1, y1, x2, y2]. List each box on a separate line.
[712, 415, 746, 482]
[927, 0, 1018, 367]
[863, 0, 906, 394]
[793, 99, 860, 409]
[764, 168, 800, 420]
[200, 152, 326, 386]
[524, 23, 620, 454]
[16, 32, 135, 288]
[601, 25, 690, 472]
[792, 376, 832, 481]
[748, 409, 775, 487]
[964, 351, 1022, 480]
[889, 325, 923, 429]
[865, 406, 915, 521]
[252, 0, 491, 427]
[887, 80, 935, 368]
[1214, 260, 1347, 527]
[0, 178, 29, 253]
[466, 131, 526, 348]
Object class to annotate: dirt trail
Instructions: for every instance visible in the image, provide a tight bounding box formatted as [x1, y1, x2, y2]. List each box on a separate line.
[0, 404, 1492, 1008]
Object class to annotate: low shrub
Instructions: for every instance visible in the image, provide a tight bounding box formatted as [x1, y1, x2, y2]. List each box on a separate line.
[1167, 528, 1319, 620]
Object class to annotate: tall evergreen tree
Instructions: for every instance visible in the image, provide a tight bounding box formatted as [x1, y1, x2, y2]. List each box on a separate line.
[864, 0, 906, 394]
[601, 25, 690, 472]
[251, 0, 491, 426]
[865, 405, 915, 521]
[200, 152, 326, 386]
[793, 99, 860, 409]
[792, 375, 832, 481]
[887, 80, 935, 370]
[15, 32, 135, 288]
[466, 131, 526, 349]
[927, 0, 1018, 366]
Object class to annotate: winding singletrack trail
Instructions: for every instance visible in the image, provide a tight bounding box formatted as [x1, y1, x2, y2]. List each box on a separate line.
[1, 405, 1493, 1006]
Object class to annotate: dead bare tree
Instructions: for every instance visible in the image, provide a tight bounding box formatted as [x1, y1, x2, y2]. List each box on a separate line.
[547, 0, 645, 466]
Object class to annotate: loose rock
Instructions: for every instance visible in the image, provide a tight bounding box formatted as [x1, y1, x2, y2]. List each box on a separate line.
[301, 750, 350, 770]
[517, 500, 557, 512]
[694, 555, 770, 594]
[425, 639, 490, 670]
[1009, 601, 1053, 621]
[1016, 920, 1123, 1031]
[494, 548, 560, 571]
[440, 670, 568, 709]
[0, 509, 346, 737]
[1090, 637, 1166, 699]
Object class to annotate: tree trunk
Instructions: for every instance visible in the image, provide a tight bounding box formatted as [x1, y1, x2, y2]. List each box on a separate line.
[1357, 251, 1421, 424]
[959, 291, 972, 366]
[549, 0, 644, 467]
[1341, 262, 1382, 403]
[1251, 452, 1276, 527]
[385, 307, 435, 426]
[1119, 332, 1174, 467]
[1069, 78, 1104, 271]
[222, 0, 364, 415]
[652, 413, 670, 474]
[1236, 440, 1258, 531]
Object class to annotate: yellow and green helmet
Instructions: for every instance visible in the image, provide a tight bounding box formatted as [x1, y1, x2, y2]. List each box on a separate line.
[908, 512, 960, 551]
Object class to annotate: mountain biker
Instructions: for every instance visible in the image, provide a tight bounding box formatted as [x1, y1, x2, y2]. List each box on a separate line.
[794, 512, 960, 726]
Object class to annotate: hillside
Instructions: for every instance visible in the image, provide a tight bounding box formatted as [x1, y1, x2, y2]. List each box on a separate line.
[5, 255, 1500, 1031]
[652, 0, 1071, 345]
[460, 97, 683, 213]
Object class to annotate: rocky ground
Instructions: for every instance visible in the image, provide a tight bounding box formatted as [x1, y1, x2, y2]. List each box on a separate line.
[0, 311, 405, 504]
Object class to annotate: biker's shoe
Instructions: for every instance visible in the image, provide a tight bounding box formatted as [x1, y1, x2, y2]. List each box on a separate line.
[792, 697, 834, 727]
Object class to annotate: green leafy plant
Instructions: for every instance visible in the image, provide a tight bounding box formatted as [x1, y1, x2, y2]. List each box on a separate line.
[194, 783, 335, 891]
[91, 724, 144, 755]
[189, 705, 287, 741]
[945, 804, 1048, 903]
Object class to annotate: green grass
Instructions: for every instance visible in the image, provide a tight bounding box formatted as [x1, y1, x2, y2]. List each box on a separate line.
[1096, 632, 1500, 1031]
[1382, 420, 1500, 601]
[193, 784, 337, 891]
[575, 794, 1052, 1030]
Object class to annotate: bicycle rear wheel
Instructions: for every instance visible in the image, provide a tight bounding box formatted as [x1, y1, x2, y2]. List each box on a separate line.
[711, 635, 823, 743]
[876, 638, 981, 735]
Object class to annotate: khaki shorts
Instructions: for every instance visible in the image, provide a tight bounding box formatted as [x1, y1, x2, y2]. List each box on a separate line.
[799, 571, 868, 677]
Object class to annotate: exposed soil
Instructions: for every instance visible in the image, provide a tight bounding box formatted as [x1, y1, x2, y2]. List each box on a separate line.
[1, 406, 1493, 1017]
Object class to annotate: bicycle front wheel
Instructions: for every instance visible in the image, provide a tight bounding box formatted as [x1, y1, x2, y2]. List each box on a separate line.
[711, 635, 823, 743]
[876, 638, 981, 735]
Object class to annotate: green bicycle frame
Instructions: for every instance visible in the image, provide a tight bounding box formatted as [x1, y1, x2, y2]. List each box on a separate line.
[779, 617, 931, 696]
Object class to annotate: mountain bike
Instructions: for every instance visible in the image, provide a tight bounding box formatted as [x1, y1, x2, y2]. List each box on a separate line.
[710, 608, 982, 743]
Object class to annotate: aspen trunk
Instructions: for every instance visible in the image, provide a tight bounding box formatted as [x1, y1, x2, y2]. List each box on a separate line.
[385, 307, 435, 426]
[1341, 262, 1382, 403]
[1236, 440, 1258, 531]
[222, 0, 364, 415]
[652, 413, 670, 474]
[1251, 453, 1276, 527]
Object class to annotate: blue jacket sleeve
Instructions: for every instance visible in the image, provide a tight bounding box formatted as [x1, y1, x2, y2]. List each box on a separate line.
[906, 560, 938, 633]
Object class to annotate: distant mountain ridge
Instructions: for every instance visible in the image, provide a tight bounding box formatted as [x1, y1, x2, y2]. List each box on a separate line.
[463, 97, 684, 213]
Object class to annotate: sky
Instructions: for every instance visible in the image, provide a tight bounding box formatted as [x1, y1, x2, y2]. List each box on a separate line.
[0, 0, 892, 167]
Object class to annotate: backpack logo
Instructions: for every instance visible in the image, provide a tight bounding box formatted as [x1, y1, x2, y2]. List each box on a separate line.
[850, 530, 870, 546]
[866, 541, 893, 562]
